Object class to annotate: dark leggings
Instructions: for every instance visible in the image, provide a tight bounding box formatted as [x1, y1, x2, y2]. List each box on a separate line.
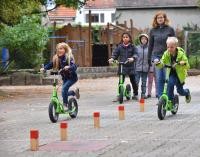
[120, 74, 138, 96]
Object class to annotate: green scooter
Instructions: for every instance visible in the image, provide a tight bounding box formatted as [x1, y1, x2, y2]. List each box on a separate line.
[156, 62, 181, 120]
[48, 70, 78, 123]
[111, 60, 132, 104]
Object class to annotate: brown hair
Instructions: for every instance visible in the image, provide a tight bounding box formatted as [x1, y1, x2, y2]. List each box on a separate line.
[52, 42, 74, 70]
[152, 11, 170, 28]
[120, 32, 133, 44]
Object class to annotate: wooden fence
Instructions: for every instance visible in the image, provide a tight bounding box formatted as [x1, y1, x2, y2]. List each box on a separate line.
[49, 20, 143, 67]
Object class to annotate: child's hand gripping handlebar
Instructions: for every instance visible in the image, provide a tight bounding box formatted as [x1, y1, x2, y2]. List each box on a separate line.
[152, 59, 186, 68]
[108, 59, 132, 65]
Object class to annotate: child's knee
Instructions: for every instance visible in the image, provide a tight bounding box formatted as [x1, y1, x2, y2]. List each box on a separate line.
[62, 85, 70, 91]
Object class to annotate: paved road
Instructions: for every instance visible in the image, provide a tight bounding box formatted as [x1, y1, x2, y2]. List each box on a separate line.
[0, 76, 200, 157]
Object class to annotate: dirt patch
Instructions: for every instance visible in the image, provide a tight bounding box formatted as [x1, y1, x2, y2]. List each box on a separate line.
[0, 90, 11, 100]
[0, 86, 52, 101]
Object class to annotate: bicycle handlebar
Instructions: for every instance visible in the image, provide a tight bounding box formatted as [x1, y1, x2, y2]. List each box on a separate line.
[152, 60, 186, 68]
[111, 60, 129, 65]
[50, 71, 59, 75]
[50, 68, 69, 75]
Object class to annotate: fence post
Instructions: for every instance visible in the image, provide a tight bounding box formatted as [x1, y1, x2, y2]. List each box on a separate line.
[184, 31, 188, 55]
[88, 10, 92, 67]
[107, 23, 111, 59]
[130, 19, 134, 41]
[51, 21, 56, 60]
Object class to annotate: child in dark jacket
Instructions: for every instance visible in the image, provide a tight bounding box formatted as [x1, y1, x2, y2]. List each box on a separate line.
[40, 42, 80, 107]
[108, 32, 138, 100]
[135, 33, 149, 99]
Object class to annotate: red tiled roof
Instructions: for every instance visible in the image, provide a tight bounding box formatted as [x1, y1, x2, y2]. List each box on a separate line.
[48, 6, 76, 17]
[85, 0, 115, 9]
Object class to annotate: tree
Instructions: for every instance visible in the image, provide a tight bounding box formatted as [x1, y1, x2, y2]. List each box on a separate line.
[0, 0, 89, 26]
[0, 0, 89, 69]
[0, 15, 48, 69]
[0, 0, 41, 26]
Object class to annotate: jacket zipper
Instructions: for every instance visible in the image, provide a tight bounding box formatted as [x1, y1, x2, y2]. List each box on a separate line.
[142, 46, 144, 72]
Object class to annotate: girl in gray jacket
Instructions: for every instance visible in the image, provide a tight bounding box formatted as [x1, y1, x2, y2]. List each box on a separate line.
[135, 34, 149, 99]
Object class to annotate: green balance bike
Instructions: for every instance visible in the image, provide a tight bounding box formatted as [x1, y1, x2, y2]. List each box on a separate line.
[48, 70, 78, 123]
[156, 62, 181, 120]
[112, 60, 132, 104]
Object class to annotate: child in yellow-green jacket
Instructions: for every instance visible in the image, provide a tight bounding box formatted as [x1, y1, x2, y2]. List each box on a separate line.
[154, 37, 191, 104]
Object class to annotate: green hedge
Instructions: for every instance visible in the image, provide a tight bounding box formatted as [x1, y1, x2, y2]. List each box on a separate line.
[188, 55, 200, 69]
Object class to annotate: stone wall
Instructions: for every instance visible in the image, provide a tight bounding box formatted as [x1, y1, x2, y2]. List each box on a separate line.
[0, 67, 199, 86]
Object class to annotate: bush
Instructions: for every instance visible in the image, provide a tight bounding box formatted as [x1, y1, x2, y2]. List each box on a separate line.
[188, 55, 200, 69]
[0, 15, 48, 69]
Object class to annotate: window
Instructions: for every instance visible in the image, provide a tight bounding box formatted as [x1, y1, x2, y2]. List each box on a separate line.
[111, 13, 115, 22]
[100, 13, 104, 23]
[86, 14, 99, 23]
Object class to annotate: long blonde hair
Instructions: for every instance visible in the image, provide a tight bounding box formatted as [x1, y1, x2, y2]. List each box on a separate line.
[53, 42, 74, 70]
[152, 11, 170, 28]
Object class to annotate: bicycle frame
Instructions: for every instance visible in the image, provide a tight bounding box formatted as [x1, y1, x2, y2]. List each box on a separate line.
[50, 75, 65, 114]
[50, 74, 77, 114]
[118, 63, 124, 95]
[159, 66, 174, 111]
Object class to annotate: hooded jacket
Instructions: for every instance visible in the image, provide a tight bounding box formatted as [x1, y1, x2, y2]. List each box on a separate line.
[44, 55, 78, 80]
[156, 47, 189, 83]
[148, 25, 175, 60]
[136, 34, 149, 72]
[111, 43, 138, 75]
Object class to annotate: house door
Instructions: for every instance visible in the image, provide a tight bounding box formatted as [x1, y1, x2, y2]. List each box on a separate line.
[92, 44, 109, 66]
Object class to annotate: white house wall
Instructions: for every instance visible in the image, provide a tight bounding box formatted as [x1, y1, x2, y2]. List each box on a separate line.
[116, 8, 200, 29]
[76, 8, 116, 26]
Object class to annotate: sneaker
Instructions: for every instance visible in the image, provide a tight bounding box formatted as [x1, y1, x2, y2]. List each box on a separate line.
[132, 95, 138, 100]
[112, 96, 119, 102]
[63, 103, 68, 107]
[141, 94, 148, 99]
[185, 89, 191, 103]
[63, 103, 70, 112]
[147, 94, 151, 98]
[75, 88, 80, 99]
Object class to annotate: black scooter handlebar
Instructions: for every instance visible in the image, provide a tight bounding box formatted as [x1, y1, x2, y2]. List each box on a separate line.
[152, 60, 186, 68]
[112, 60, 129, 65]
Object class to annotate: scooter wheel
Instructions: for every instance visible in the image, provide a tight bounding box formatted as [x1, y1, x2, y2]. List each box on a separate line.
[48, 102, 59, 123]
[157, 98, 166, 120]
[171, 94, 179, 115]
[125, 84, 131, 100]
[68, 98, 78, 118]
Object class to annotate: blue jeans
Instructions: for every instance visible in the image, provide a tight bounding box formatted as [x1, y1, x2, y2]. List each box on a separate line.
[62, 78, 77, 104]
[135, 71, 148, 96]
[167, 74, 189, 101]
[155, 67, 166, 98]
[152, 55, 165, 98]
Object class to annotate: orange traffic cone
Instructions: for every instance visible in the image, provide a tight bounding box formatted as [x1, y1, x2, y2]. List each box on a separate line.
[93, 112, 100, 128]
[30, 130, 39, 151]
[118, 105, 125, 120]
[60, 122, 68, 141]
[140, 98, 145, 112]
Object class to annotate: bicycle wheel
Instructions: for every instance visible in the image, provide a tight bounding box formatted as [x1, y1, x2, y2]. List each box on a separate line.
[68, 98, 78, 118]
[48, 102, 59, 123]
[125, 84, 131, 100]
[119, 86, 124, 104]
[157, 98, 166, 120]
[171, 94, 179, 115]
